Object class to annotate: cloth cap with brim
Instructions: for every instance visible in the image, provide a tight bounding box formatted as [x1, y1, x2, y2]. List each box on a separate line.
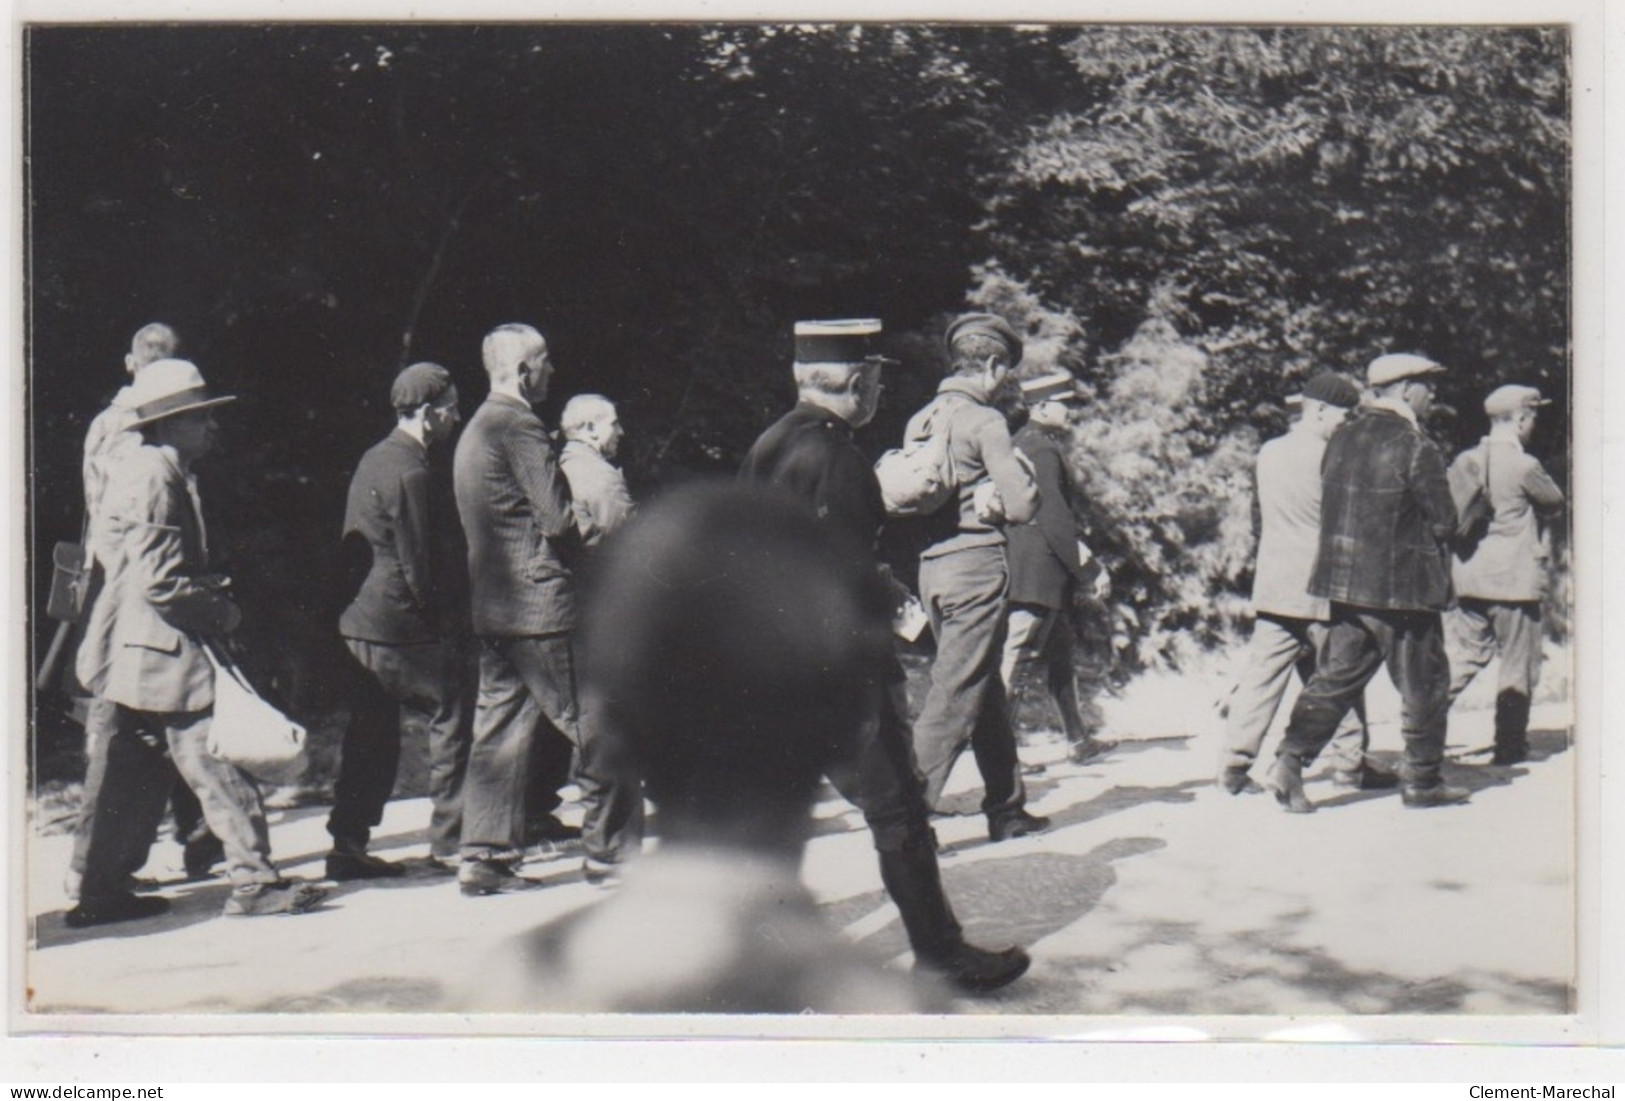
[1483, 384, 1552, 417]
[793, 319, 898, 365]
[391, 362, 455, 411]
[1286, 372, 1361, 410]
[1367, 353, 1445, 388]
[944, 312, 1024, 365]
[1020, 370, 1085, 404]
[125, 358, 237, 429]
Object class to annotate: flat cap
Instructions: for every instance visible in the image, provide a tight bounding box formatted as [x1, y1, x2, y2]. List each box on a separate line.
[793, 319, 897, 365]
[945, 312, 1024, 366]
[391, 362, 454, 411]
[1484, 384, 1552, 417]
[1367, 353, 1444, 388]
[1288, 372, 1361, 410]
[1020, 370, 1086, 404]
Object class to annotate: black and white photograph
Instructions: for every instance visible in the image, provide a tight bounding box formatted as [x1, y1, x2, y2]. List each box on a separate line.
[7, 0, 1617, 1080]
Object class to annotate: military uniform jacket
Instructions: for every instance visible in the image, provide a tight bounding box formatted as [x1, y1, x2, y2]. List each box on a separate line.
[1006, 423, 1089, 610]
[339, 428, 454, 644]
[75, 445, 240, 713]
[1309, 405, 1458, 613]
[453, 393, 579, 637]
[738, 402, 886, 554]
[1450, 437, 1565, 603]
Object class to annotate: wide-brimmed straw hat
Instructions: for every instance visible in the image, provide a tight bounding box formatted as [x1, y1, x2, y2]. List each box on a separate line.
[126, 359, 237, 429]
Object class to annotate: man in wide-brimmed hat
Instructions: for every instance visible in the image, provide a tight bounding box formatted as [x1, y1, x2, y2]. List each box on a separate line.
[67, 324, 222, 905]
[1265, 353, 1467, 813]
[71, 359, 327, 926]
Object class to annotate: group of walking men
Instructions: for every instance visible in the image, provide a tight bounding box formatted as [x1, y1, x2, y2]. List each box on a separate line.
[56, 312, 1562, 998]
[1218, 354, 1564, 812]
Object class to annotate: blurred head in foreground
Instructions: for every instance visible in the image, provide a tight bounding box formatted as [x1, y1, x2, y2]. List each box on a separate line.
[583, 480, 893, 851]
[463, 482, 945, 1013]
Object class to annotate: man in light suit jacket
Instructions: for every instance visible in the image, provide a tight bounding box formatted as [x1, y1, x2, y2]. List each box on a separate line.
[452, 324, 642, 894]
[558, 393, 635, 547]
[71, 359, 326, 926]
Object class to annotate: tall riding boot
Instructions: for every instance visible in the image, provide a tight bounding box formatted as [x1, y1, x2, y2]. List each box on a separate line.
[1493, 689, 1532, 765]
[878, 839, 1030, 994]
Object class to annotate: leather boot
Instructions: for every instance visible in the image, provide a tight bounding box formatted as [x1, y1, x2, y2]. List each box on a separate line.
[879, 840, 1030, 994]
[1264, 754, 1314, 814]
[1492, 689, 1531, 766]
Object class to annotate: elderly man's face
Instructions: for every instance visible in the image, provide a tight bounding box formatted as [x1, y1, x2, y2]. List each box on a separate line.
[159, 408, 219, 462]
[849, 365, 884, 429]
[424, 387, 462, 445]
[597, 410, 625, 459]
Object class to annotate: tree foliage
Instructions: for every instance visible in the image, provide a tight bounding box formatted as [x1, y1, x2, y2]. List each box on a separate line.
[25, 23, 1570, 707]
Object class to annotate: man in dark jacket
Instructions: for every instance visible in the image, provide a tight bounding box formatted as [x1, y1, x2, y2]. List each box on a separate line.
[739, 318, 1029, 994]
[452, 324, 641, 894]
[1001, 370, 1112, 767]
[1267, 353, 1467, 812]
[325, 362, 471, 880]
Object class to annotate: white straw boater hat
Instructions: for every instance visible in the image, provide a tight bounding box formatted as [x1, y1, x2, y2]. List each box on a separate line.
[126, 359, 238, 429]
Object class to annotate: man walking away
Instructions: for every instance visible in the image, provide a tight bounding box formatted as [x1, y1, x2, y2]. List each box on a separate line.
[1266, 354, 1465, 814]
[908, 313, 1046, 842]
[1001, 370, 1114, 768]
[1444, 384, 1565, 766]
[1217, 373, 1394, 795]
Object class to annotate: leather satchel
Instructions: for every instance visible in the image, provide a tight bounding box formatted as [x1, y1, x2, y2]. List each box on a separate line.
[203, 643, 308, 785]
[1450, 445, 1494, 557]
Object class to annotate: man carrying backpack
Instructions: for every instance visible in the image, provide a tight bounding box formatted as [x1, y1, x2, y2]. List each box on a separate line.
[906, 313, 1046, 841]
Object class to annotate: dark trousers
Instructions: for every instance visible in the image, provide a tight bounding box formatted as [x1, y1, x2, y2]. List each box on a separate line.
[912, 544, 1026, 817]
[71, 696, 210, 879]
[79, 705, 279, 906]
[462, 634, 643, 865]
[1278, 604, 1451, 789]
[826, 676, 965, 959]
[327, 637, 472, 860]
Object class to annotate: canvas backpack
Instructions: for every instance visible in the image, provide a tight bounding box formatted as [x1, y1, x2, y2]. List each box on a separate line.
[874, 394, 962, 517]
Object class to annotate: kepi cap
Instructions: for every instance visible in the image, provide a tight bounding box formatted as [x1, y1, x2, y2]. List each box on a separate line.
[793, 319, 897, 365]
[125, 359, 237, 429]
[1483, 384, 1551, 417]
[1020, 370, 1086, 405]
[391, 362, 455, 411]
[1367, 353, 1444, 388]
[1287, 372, 1361, 410]
[945, 312, 1024, 366]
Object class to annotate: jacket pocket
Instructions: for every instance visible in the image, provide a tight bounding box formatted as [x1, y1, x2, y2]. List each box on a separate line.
[124, 619, 183, 655]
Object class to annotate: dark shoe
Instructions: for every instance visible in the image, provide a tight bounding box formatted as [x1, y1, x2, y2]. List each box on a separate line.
[65, 893, 171, 929]
[1401, 783, 1470, 809]
[222, 880, 328, 917]
[1069, 739, 1117, 765]
[183, 834, 226, 880]
[1264, 756, 1315, 814]
[458, 858, 535, 896]
[916, 943, 1031, 994]
[325, 850, 407, 881]
[1329, 762, 1401, 791]
[988, 809, 1052, 842]
[1217, 766, 1256, 795]
[1490, 747, 1529, 767]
